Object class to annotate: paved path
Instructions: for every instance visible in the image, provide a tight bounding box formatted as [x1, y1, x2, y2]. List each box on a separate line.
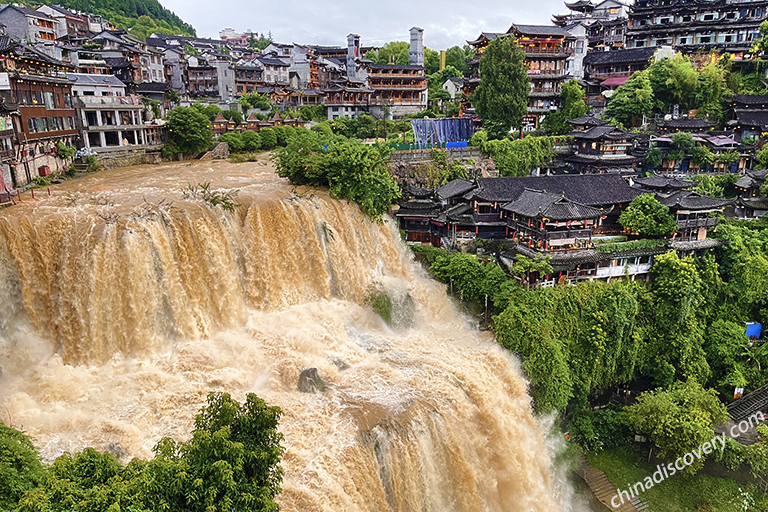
[577, 456, 650, 512]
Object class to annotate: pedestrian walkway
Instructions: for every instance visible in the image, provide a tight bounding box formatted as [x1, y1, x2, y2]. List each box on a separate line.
[577, 455, 651, 512]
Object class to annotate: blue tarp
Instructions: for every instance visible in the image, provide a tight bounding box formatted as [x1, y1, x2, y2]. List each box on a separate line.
[410, 118, 474, 147]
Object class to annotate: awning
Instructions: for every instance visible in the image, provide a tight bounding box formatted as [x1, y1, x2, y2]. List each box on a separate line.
[601, 76, 630, 87]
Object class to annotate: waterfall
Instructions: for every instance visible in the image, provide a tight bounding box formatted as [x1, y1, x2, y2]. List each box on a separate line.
[0, 158, 566, 511]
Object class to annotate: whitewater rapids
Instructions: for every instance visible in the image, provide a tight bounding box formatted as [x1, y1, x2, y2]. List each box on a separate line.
[0, 155, 564, 511]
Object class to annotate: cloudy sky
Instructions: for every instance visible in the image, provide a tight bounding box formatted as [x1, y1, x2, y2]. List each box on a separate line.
[159, 0, 567, 50]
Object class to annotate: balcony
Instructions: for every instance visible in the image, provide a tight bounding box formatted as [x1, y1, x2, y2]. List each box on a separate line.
[523, 47, 574, 57]
[527, 70, 567, 78]
[474, 212, 504, 223]
[676, 217, 717, 229]
[595, 262, 652, 277]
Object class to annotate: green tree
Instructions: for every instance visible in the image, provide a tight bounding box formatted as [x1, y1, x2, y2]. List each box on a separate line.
[241, 93, 271, 111]
[606, 71, 654, 127]
[219, 131, 244, 152]
[643, 143, 662, 171]
[260, 128, 277, 149]
[541, 79, 588, 135]
[367, 41, 409, 65]
[648, 252, 711, 385]
[425, 47, 440, 74]
[483, 136, 558, 176]
[0, 422, 44, 510]
[627, 379, 729, 474]
[472, 35, 530, 139]
[510, 254, 553, 289]
[444, 45, 470, 75]
[166, 106, 214, 154]
[704, 319, 752, 395]
[619, 193, 678, 236]
[241, 130, 262, 151]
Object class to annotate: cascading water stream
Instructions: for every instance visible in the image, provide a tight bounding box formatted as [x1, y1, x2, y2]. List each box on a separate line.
[0, 157, 568, 511]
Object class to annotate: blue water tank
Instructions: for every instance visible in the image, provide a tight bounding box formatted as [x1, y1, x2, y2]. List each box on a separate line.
[745, 322, 762, 340]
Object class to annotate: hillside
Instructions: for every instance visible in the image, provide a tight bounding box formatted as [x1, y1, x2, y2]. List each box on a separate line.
[36, 0, 196, 38]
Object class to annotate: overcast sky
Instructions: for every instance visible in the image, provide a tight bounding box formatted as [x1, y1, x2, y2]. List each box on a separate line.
[159, 0, 567, 50]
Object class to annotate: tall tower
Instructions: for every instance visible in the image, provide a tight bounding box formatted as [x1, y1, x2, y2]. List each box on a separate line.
[409, 27, 424, 67]
[347, 33, 360, 79]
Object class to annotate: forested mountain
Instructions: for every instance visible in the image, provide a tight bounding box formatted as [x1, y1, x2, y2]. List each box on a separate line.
[35, 0, 196, 37]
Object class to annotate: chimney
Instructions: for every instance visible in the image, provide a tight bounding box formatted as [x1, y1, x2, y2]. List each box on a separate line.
[347, 33, 360, 79]
[409, 27, 424, 67]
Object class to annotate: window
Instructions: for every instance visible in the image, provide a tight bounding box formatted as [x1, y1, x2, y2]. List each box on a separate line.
[35, 118, 46, 132]
[47, 118, 55, 131]
[27, 118, 35, 133]
[63, 117, 71, 130]
[678, 37, 688, 44]
[33, 91, 42, 105]
[44, 92, 54, 110]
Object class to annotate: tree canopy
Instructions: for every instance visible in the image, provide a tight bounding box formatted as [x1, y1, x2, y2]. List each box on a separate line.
[6, 392, 283, 512]
[165, 106, 214, 155]
[472, 35, 530, 139]
[541, 79, 589, 135]
[619, 193, 678, 236]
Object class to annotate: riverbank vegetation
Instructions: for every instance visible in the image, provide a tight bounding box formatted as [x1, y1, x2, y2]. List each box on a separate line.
[0, 393, 283, 512]
[409, 216, 768, 498]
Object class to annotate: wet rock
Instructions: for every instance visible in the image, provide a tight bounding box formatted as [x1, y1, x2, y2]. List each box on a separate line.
[107, 442, 126, 459]
[298, 368, 326, 393]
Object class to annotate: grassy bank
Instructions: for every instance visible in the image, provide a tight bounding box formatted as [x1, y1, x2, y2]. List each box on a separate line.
[586, 447, 768, 512]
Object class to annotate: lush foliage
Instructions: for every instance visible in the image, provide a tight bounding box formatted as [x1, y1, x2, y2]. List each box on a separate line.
[626, 379, 728, 473]
[272, 130, 400, 218]
[38, 0, 196, 38]
[483, 136, 562, 176]
[619, 193, 678, 236]
[606, 71, 654, 127]
[165, 106, 214, 155]
[541, 79, 589, 135]
[472, 36, 530, 139]
[5, 393, 283, 512]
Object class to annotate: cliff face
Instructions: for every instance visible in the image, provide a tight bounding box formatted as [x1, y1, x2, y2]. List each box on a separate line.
[388, 150, 497, 189]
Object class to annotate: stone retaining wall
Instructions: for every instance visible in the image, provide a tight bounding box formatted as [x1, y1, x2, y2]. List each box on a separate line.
[98, 150, 163, 170]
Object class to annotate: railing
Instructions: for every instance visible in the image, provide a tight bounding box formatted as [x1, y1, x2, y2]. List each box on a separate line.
[547, 228, 593, 240]
[595, 262, 652, 277]
[677, 218, 717, 229]
[523, 47, 574, 56]
[589, 71, 631, 80]
[474, 213, 503, 223]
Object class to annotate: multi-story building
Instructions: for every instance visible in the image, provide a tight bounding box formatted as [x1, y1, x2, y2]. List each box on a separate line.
[36, 5, 89, 39]
[257, 52, 290, 84]
[626, 0, 768, 57]
[466, 24, 575, 130]
[0, 38, 77, 186]
[187, 53, 235, 101]
[234, 60, 264, 96]
[70, 73, 148, 152]
[0, 6, 57, 44]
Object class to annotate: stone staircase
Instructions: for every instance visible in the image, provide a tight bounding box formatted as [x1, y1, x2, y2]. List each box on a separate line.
[577, 456, 650, 512]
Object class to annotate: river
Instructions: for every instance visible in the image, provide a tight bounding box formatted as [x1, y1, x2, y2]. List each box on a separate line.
[0, 154, 580, 511]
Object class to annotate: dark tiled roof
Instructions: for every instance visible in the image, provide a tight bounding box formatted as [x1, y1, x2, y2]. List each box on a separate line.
[669, 238, 727, 250]
[732, 94, 768, 106]
[565, 154, 641, 165]
[569, 114, 607, 126]
[658, 118, 714, 129]
[739, 197, 768, 209]
[656, 190, 730, 210]
[258, 58, 289, 67]
[467, 32, 505, 45]
[571, 125, 632, 140]
[509, 24, 572, 36]
[104, 57, 130, 68]
[633, 176, 693, 189]
[502, 188, 604, 219]
[136, 82, 170, 92]
[469, 174, 641, 205]
[436, 179, 475, 200]
[395, 199, 441, 217]
[583, 47, 656, 65]
[734, 109, 768, 129]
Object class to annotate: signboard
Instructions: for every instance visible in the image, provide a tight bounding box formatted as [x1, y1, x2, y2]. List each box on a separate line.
[0, 73, 10, 91]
